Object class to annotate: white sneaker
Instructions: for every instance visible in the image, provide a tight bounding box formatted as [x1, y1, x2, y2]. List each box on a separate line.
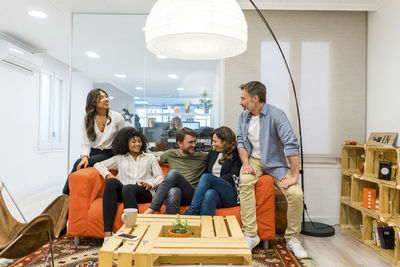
[102, 236, 112, 246]
[245, 235, 260, 250]
[286, 239, 309, 258]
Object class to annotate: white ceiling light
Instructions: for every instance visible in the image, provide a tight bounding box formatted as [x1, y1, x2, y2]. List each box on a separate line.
[156, 55, 168, 59]
[85, 51, 100, 58]
[136, 87, 144, 90]
[145, 0, 248, 60]
[9, 48, 23, 54]
[168, 74, 178, 79]
[177, 87, 184, 91]
[109, 96, 115, 100]
[114, 74, 127, 78]
[28, 10, 47, 19]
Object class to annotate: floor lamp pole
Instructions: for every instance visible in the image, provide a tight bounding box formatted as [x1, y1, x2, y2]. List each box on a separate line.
[248, 0, 334, 237]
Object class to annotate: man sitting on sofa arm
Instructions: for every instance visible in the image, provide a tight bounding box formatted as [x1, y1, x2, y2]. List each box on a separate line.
[144, 127, 207, 214]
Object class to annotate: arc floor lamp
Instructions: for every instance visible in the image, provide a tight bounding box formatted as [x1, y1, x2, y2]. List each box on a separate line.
[145, 0, 335, 237]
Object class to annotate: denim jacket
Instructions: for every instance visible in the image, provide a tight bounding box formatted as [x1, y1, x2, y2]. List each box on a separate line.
[236, 103, 299, 180]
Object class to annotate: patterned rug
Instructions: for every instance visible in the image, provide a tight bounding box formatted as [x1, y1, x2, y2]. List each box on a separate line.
[2, 236, 315, 267]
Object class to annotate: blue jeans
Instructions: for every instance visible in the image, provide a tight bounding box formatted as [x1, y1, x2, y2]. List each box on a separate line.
[184, 173, 237, 216]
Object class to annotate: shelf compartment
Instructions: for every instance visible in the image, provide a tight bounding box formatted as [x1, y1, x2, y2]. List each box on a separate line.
[364, 146, 399, 184]
[363, 213, 396, 265]
[341, 145, 365, 176]
[341, 175, 352, 198]
[341, 205, 363, 239]
[380, 185, 400, 215]
[351, 177, 379, 206]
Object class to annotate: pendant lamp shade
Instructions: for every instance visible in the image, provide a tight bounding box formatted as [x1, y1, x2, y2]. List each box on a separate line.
[145, 0, 248, 60]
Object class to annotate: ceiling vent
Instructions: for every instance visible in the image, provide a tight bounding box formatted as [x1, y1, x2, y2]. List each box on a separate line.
[0, 38, 43, 74]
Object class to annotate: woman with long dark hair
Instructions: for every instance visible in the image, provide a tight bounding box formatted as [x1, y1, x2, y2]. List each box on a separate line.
[62, 88, 125, 195]
[94, 127, 163, 243]
[184, 126, 241, 216]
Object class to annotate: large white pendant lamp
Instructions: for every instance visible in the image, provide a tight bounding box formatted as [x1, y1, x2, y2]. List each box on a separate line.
[145, 0, 248, 60]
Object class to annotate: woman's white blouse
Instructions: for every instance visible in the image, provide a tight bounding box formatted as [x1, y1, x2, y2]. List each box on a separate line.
[81, 110, 125, 156]
[94, 153, 164, 194]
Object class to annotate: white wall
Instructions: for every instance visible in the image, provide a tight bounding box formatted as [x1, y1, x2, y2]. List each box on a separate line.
[0, 54, 70, 197]
[68, 71, 93, 170]
[222, 10, 367, 224]
[367, 0, 400, 145]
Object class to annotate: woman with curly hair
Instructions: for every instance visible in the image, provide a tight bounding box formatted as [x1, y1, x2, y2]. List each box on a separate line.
[63, 88, 125, 195]
[94, 127, 163, 242]
[184, 126, 241, 216]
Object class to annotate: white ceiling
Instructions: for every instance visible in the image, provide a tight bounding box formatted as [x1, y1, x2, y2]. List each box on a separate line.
[0, 0, 390, 99]
[72, 14, 219, 99]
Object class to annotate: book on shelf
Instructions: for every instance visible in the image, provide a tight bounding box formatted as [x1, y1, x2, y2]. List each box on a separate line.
[372, 220, 384, 246]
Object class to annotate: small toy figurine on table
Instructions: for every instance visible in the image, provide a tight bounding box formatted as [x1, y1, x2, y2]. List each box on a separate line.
[345, 140, 359, 146]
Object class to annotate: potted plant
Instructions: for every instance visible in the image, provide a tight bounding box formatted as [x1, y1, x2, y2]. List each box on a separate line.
[196, 90, 213, 114]
[168, 214, 190, 237]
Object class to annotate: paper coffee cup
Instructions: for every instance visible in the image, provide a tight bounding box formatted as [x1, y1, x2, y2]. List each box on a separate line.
[121, 208, 138, 228]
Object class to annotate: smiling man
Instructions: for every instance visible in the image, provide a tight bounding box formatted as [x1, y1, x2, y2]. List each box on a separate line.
[237, 81, 308, 258]
[144, 127, 207, 215]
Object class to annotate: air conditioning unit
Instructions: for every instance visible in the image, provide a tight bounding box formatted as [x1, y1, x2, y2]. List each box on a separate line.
[0, 39, 43, 74]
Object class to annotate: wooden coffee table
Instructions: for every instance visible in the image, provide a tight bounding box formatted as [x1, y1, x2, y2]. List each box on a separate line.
[99, 214, 252, 266]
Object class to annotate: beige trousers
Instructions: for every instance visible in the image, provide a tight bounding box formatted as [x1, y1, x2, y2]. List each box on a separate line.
[239, 157, 304, 241]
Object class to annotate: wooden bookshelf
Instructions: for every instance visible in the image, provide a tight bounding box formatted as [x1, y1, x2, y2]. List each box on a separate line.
[340, 144, 400, 265]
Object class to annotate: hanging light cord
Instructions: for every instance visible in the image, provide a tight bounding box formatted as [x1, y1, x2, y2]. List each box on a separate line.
[247, 0, 307, 226]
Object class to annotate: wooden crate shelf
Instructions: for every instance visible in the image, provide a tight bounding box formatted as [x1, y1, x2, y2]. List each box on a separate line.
[340, 144, 400, 266]
[341, 145, 366, 176]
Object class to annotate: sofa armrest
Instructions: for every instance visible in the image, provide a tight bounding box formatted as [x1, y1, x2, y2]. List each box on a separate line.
[255, 174, 275, 240]
[68, 167, 107, 236]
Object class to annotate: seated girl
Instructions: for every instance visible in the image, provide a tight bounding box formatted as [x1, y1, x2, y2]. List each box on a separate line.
[63, 88, 125, 195]
[94, 127, 163, 242]
[184, 126, 241, 216]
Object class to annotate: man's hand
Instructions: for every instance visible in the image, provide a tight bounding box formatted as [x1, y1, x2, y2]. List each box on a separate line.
[242, 163, 256, 175]
[77, 156, 89, 170]
[279, 175, 298, 189]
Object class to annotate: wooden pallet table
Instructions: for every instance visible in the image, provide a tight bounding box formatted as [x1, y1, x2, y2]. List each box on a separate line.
[99, 214, 252, 266]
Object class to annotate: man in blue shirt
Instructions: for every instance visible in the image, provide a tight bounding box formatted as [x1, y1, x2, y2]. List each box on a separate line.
[237, 81, 308, 258]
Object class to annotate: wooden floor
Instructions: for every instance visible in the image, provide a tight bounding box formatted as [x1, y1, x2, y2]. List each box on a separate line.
[2, 183, 397, 267]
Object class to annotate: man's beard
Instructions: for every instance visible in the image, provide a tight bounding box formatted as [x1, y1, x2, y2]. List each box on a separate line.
[246, 102, 255, 112]
[182, 147, 195, 154]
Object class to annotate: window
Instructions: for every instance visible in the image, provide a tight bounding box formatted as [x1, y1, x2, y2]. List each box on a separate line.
[38, 71, 64, 150]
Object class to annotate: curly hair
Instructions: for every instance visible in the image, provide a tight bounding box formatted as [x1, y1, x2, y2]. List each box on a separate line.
[112, 127, 148, 155]
[84, 88, 111, 141]
[212, 126, 237, 164]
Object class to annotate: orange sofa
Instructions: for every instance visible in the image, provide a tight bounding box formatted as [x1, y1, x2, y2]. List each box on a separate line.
[68, 165, 275, 243]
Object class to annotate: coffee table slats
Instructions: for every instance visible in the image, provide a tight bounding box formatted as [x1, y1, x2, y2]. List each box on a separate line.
[99, 224, 135, 267]
[200, 216, 214, 237]
[214, 216, 229, 237]
[226, 215, 245, 237]
[117, 224, 149, 266]
[151, 248, 251, 255]
[154, 255, 246, 266]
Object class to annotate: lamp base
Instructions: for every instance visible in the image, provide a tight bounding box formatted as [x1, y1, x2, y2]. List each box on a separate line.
[301, 221, 335, 237]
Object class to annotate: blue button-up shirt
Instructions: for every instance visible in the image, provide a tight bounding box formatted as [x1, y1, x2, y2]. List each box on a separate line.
[236, 103, 299, 180]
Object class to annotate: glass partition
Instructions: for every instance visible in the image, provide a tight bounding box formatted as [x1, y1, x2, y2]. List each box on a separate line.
[70, 13, 220, 163]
